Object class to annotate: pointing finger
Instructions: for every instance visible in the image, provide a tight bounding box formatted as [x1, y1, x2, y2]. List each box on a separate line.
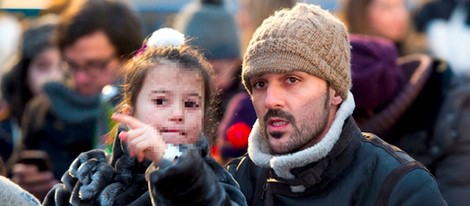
[112, 113, 145, 129]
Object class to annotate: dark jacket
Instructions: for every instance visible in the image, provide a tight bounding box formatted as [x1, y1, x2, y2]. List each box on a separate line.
[20, 82, 101, 178]
[355, 57, 470, 205]
[0, 117, 18, 163]
[43, 128, 247, 205]
[227, 95, 446, 206]
[424, 84, 470, 206]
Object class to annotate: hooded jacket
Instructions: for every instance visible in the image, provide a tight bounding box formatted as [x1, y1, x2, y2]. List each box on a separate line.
[43, 127, 247, 205]
[227, 92, 446, 206]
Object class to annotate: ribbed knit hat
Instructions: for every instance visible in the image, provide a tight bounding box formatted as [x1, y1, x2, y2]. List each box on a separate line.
[242, 3, 351, 100]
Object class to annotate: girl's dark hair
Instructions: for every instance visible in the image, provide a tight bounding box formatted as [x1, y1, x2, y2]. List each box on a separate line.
[114, 45, 218, 145]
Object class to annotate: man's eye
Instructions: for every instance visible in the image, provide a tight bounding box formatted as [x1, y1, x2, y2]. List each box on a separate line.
[253, 81, 267, 89]
[184, 101, 199, 108]
[153, 98, 168, 105]
[285, 77, 299, 84]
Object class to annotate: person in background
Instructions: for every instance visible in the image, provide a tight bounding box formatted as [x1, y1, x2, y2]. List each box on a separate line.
[236, 0, 296, 56]
[415, 0, 470, 80]
[10, 0, 143, 201]
[342, 0, 426, 55]
[0, 16, 64, 166]
[43, 28, 247, 206]
[227, 3, 446, 205]
[215, 0, 296, 164]
[349, 34, 470, 206]
[173, 0, 242, 121]
[0, 12, 21, 126]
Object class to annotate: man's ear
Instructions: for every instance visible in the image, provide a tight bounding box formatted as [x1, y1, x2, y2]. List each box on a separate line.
[330, 90, 343, 106]
[122, 104, 133, 115]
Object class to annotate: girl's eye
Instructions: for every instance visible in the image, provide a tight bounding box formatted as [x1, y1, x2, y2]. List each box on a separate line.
[285, 77, 299, 84]
[153, 98, 168, 105]
[253, 80, 267, 89]
[184, 101, 199, 108]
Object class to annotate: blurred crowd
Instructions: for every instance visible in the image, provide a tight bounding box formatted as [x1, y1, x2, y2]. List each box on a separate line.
[0, 0, 469, 205]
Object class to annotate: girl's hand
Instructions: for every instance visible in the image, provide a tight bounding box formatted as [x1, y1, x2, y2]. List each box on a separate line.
[111, 113, 167, 163]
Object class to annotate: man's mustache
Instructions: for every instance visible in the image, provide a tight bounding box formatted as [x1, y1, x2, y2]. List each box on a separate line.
[263, 109, 295, 125]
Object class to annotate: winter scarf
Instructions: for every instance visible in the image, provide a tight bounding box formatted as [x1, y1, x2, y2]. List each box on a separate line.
[43, 82, 101, 124]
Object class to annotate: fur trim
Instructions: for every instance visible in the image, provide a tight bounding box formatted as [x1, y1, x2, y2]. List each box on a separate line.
[248, 92, 356, 179]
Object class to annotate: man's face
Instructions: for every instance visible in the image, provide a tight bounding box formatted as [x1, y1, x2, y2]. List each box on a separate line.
[249, 71, 341, 154]
[63, 31, 121, 96]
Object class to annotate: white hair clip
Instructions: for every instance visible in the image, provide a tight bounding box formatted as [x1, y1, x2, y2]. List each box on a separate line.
[146, 27, 185, 48]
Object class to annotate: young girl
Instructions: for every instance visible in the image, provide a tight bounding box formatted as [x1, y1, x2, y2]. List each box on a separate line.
[43, 28, 247, 205]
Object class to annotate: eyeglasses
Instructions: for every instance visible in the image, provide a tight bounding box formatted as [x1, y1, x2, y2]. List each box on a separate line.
[63, 55, 116, 78]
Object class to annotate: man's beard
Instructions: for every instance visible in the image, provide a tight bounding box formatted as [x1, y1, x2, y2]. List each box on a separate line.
[261, 91, 331, 154]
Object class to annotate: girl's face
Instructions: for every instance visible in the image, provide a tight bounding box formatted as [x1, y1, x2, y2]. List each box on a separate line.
[133, 64, 205, 145]
[27, 47, 64, 95]
[367, 0, 409, 42]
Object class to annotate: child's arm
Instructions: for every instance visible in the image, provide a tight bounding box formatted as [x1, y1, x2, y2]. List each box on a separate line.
[145, 149, 247, 205]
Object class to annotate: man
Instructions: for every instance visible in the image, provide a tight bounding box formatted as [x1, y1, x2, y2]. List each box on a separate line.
[10, 0, 143, 200]
[227, 3, 446, 205]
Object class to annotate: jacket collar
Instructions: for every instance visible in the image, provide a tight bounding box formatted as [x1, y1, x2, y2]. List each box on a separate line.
[248, 92, 356, 179]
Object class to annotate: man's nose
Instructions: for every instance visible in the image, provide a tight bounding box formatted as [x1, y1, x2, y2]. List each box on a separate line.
[73, 70, 91, 85]
[264, 85, 284, 109]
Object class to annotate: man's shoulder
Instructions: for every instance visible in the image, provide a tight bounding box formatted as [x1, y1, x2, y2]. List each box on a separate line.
[360, 133, 417, 164]
[355, 133, 445, 204]
[226, 154, 266, 179]
[226, 154, 253, 173]
[355, 132, 435, 181]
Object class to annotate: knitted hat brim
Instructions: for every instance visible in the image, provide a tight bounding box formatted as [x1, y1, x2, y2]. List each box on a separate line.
[242, 40, 349, 100]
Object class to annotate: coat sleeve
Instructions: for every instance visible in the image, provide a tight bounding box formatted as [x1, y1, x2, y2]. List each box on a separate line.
[42, 149, 114, 206]
[146, 149, 247, 206]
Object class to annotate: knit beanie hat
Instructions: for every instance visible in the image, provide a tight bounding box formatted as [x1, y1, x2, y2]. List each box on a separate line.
[242, 3, 351, 100]
[350, 35, 405, 112]
[173, 0, 240, 60]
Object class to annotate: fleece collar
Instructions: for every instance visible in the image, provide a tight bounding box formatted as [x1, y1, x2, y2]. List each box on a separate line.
[247, 92, 356, 179]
